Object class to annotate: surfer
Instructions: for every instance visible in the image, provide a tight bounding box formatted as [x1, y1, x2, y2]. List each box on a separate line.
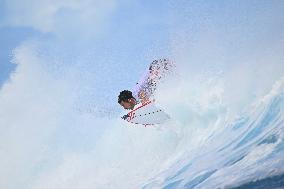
[118, 59, 174, 123]
[118, 59, 174, 119]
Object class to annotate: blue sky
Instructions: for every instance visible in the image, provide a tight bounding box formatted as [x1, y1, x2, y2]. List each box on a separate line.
[0, 1, 284, 188]
[1, 0, 283, 89]
[0, 27, 36, 85]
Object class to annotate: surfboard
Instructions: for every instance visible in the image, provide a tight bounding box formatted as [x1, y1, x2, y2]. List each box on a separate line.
[125, 100, 170, 125]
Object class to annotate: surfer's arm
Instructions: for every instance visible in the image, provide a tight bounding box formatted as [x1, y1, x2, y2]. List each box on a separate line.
[121, 114, 129, 120]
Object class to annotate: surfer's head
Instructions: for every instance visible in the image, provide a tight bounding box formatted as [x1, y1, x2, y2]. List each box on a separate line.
[118, 90, 136, 110]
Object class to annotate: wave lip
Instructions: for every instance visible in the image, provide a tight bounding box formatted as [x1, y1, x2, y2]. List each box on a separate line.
[142, 78, 284, 189]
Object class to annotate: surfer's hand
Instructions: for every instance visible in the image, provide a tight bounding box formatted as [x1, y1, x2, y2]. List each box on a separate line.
[122, 114, 129, 120]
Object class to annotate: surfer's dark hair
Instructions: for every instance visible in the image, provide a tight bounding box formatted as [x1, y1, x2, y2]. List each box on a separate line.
[118, 90, 134, 103]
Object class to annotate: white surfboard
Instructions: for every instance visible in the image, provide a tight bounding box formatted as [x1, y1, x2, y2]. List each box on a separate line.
[125, 101, 170, 125]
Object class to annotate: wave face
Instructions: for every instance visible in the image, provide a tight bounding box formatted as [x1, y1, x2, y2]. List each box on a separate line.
[1, 42, 283, 189]
[142, 77, 284, 188]
[1, 44, 284, 189]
